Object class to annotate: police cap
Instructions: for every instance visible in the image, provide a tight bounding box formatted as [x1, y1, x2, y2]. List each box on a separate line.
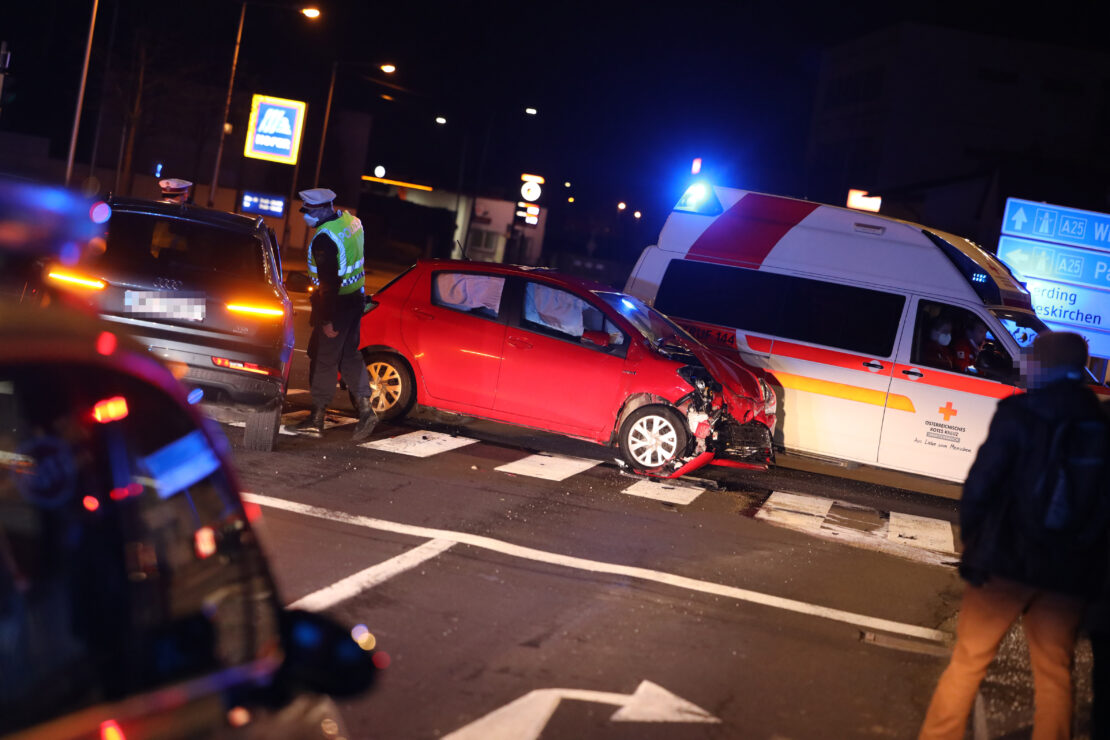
[158, 178, 193, 196]
[298, 188, 337, 210]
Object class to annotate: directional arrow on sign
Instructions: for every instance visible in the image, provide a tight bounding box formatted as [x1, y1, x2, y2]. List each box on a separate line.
[1011, 207, 1028, 231]
[443, 680, 720, 740]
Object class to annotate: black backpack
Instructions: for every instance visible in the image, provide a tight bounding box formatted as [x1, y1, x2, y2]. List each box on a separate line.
[1020, 413, 1110, 549]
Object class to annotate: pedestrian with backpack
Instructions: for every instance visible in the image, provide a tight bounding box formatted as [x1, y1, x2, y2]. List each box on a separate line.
[919, 331, 1110, 740]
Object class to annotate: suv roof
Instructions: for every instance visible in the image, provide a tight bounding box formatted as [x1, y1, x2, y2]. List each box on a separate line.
[107, 196, 267, 236]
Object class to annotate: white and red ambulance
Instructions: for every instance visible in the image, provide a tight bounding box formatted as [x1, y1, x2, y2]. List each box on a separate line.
[625, 184, 1091, 483]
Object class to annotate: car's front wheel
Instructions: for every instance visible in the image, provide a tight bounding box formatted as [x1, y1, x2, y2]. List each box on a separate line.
[363, 351, 415, 421]
[618, 405, 688, 473]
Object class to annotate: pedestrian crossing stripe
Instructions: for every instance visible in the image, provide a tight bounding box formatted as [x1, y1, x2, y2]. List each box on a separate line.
[494, 453, 602, 481]
[622, 479, 705, 505]
[755, 490, 959, 568]
[360, 430, 478, 457]
[225, 409, 354, 436]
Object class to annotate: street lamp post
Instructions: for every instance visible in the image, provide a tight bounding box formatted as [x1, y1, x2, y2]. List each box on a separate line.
[313, 61, 397, 188]
[207, 2, 246, 207]
[64, 0, 99, 188]
[208, 3, 319, 207]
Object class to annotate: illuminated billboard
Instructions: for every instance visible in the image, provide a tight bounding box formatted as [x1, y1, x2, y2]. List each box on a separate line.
[243, 94, 306, 165]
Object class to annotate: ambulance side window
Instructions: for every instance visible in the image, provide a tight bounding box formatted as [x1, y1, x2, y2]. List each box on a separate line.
[911, 300, 1016, 383]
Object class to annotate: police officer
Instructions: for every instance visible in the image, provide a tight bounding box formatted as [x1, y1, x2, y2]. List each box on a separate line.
[293, 187, 378, 440]
[158, 178, 193, 204]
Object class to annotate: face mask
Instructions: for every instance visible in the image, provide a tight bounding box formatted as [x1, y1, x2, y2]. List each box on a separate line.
[931, 330, 951, 346]
[303, 212, 319, 227]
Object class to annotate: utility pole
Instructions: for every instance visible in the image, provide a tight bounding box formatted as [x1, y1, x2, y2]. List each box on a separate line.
[0, 42, 10, 120]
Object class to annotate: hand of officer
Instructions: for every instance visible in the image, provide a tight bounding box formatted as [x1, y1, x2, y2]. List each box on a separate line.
[322, 322, 338, 338]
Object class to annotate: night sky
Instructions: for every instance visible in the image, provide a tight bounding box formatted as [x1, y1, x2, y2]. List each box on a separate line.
[4, 0, 1110, 235]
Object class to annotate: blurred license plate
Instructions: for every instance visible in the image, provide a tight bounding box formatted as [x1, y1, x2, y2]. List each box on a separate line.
[124, 291, 206, 321]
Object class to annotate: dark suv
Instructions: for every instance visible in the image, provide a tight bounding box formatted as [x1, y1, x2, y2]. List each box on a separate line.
[44, 197, 294, 451]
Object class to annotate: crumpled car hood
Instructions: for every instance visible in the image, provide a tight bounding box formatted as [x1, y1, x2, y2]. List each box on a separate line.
[688, 344, 762, 416]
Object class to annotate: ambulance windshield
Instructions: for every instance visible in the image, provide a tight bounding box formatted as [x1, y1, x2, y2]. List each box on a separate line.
[989, 308, 1047, 349]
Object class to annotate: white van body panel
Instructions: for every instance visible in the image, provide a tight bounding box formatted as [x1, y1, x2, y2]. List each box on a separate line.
[626, 187, 1040, 484]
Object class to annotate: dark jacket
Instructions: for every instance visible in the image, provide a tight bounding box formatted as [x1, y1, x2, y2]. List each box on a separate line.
[959, 379, 1110, 597]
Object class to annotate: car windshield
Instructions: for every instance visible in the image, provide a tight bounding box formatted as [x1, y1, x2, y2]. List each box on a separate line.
[596, 292, 694, 346]
[98, 211, 266, 281]
[989, 308, 1101, 384]
[989, 308, 1046, 349]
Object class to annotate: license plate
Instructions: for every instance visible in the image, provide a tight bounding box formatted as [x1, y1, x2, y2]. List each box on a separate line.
[124, 291, 206, 321]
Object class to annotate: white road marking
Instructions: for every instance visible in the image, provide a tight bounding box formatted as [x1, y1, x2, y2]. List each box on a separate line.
[755, 491, 834, 532]
[288, 538, 454, 612]
[888, 512, 956, 554]
[495, 453, 601, 481]
[244, 493, 951, 644]
[621, 479, 704, 505]
[224, 409, 354, 435]
[444, 680, 718, 740]
[361, 430, 478, 457]
[285, 388, 310, 395]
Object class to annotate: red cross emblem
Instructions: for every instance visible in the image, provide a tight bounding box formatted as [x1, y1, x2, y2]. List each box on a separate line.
[938, 402, 958, 421]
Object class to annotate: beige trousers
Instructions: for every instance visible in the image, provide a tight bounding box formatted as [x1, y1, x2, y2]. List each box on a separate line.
[919, 578, 1083, 740]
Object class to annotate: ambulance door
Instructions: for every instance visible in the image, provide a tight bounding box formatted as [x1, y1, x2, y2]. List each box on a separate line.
[878, 298, 1019, 482]
[765, 280, 906, 464]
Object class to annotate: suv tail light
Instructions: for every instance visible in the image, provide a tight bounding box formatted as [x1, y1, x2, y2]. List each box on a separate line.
[212, 357, 278, 376]
[46, 268, 106, 290]
[226, 302, 284, 318]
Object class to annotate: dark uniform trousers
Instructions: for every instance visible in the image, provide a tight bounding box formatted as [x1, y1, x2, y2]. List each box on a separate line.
[309, 293, 371, 409]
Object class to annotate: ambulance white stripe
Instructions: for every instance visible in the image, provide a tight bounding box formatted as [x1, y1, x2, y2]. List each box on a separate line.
[495, 453, 601, 481]
[360, 430, 477, 457]
[245, 493, 950, 643]
[288, 538, 454, 612]
[888, 512, 957, 554]
[622, 479, 705, 505]
[755, 491, 834, 532]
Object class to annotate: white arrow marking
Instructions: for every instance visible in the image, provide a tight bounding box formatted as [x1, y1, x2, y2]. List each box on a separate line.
[1007, 248, 1027, 263]
[1012, 207, 1028, 230]
[443, 680, 719, 740]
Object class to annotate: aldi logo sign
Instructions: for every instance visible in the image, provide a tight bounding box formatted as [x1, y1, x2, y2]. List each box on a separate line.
[244, 94, 306, 165]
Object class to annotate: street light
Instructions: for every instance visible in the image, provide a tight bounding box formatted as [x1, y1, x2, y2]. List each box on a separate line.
[208, 2, 320, 207]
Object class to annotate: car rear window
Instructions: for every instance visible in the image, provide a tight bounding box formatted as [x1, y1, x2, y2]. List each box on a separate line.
[99, 211, 266, 281]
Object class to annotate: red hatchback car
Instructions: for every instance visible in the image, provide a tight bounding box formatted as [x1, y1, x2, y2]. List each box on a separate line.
[358, 260, 777, 478]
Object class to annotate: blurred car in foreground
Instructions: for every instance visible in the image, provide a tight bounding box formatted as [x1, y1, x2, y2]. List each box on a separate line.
[0, 179, 376, 739]
[358, 259, 777, 478]
[41, 197, 294, 452]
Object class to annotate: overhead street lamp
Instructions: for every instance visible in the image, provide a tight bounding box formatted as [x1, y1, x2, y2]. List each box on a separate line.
[208, 2, 320, 207]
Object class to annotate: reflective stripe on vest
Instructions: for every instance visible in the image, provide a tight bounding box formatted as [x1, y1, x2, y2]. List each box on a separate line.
[306, 211, 365, 295]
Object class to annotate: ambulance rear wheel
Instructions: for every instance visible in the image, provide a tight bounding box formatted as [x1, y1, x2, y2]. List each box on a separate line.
[619, 405, 688, 473]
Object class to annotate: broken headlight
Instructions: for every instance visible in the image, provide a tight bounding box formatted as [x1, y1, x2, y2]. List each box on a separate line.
[677, 365, 715, 392]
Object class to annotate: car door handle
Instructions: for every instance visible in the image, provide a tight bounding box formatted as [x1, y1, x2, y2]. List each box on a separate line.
[411, 307, 435, 320]
[862, 361, 884, 370]
[506, 337, 533, 350]
[902, 368, 924, 378]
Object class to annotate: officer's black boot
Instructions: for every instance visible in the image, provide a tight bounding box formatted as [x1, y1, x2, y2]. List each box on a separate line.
[293, 405, 326, 438]
[351, 397, 379, 442]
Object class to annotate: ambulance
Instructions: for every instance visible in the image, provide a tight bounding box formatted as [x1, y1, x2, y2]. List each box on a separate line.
[625, 184, 1080, 483]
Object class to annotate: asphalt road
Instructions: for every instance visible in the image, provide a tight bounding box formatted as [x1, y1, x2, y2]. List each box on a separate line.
[209, 276, 1095, 739]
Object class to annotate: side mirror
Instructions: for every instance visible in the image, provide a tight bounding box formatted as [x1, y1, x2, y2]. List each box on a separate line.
[582, 329, 610, 348]
[277, 609, 377, 698]
[974, 342, 1016, 382]
[284, 272, 311, 294]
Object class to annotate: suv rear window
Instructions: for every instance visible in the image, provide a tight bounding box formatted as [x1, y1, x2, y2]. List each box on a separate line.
[100, 212, 266, 281]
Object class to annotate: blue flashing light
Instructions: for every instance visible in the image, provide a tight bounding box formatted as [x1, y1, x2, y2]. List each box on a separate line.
[674, 182, 723, 215]
[621, 298, 636, 311]
[187, 388, 204, 405]
[90, 201, 112, 224]
[972, 273, 987, 283]
[154, 163, 163, 177]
